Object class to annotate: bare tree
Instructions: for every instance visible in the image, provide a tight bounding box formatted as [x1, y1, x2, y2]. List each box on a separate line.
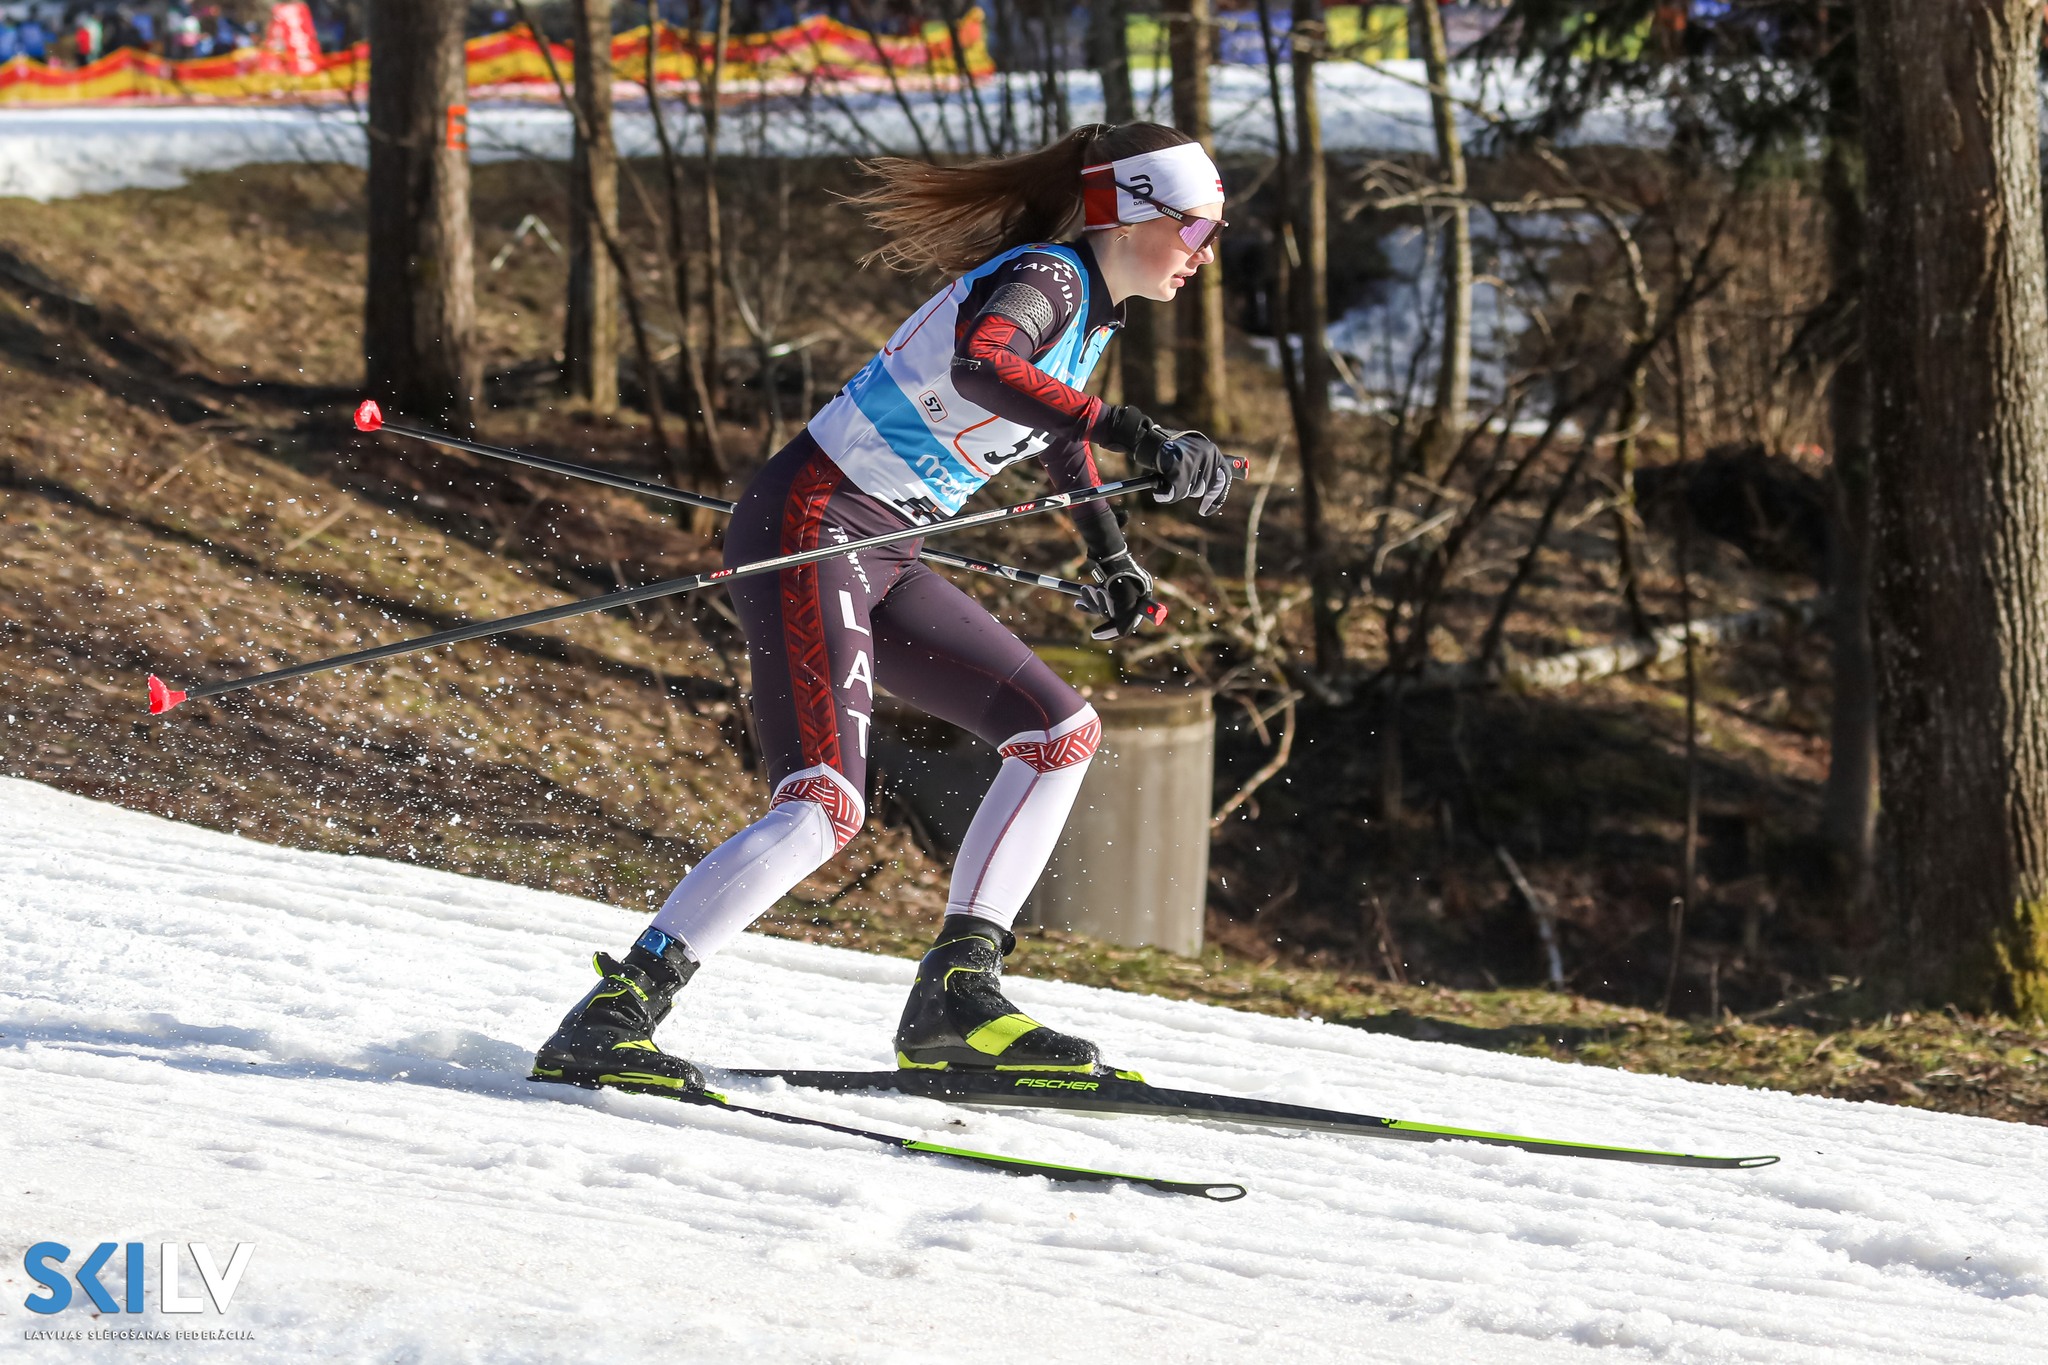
[1248, 0, 1343, 675]
[641, 0, 725, 480]
[364, 0, 477, 424]
[1107, 0, 1162, 411]
[1813, 63, 1878, 905]
[1283, 0, 1342, 670]
[514, 0, 678, 479]
[698, 0, 732, 410]
[1857, 0, 2048, 1019]
[1086, 0, 1136, 127]
[564, 0, 620, 413]
[1410, 0, 1471, 460]
[1031, 0, 1071, 138]
[847, 0, 939, 159]
[1166, 0, 1227, 430]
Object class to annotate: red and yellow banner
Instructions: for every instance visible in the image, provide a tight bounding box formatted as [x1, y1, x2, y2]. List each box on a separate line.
[0, 13, 994, 107]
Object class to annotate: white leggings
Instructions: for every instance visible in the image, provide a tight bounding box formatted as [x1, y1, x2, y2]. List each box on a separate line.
[650, 707, 1100, 961]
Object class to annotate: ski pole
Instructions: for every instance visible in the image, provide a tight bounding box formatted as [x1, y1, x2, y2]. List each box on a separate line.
[353, 400, 735, 512]
[349, 400, 1092, 601]
[146, 473, 1172, 715]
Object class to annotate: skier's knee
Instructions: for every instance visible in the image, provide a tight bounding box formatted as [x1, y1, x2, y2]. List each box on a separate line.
[997, 703, 1101, 773]
[770, 764, 867, 853]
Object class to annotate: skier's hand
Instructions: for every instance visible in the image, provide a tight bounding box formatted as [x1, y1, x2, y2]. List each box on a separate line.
[1150, 431, 1233, 516]
[1092, 405, 1233, 516]
[1077, 550, 1166, 641]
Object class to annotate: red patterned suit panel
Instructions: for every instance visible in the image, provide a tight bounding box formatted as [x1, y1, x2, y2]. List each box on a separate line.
[998, 716, 1103, 773]
[959, 313, 1104, 436]
[778, 454, 845, 775]
[771, 773, 864, 848]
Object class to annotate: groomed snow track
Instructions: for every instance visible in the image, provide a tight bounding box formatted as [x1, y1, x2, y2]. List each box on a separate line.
[3, 776, 2043, 1362]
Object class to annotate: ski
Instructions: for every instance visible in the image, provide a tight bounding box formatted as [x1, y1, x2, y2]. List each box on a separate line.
[531, 1075, 1248, 1201]
[715, 1067, 1781, 1171]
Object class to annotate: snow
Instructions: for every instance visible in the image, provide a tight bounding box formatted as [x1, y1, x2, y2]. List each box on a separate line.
[3, 774, 2044, 1362]
[1329, 219, 1528, 415]
[1328, 210, 1607, 421]
[0, 64, 1671, 202]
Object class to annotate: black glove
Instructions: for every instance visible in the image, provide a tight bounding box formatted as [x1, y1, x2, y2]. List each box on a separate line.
[1152, 431, 1233, 516]
[1077, 549, 1164, 641]
[1093, 404, 1232, 516]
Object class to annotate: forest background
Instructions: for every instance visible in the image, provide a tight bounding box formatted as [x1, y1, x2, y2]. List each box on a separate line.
[6, 0, 2048, 1125]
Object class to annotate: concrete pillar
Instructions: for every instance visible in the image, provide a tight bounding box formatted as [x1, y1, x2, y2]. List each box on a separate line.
[1025, 685, 1214, 955]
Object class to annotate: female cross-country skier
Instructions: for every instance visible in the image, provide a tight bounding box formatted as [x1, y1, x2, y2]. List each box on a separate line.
[532, 122, 1234, 1091]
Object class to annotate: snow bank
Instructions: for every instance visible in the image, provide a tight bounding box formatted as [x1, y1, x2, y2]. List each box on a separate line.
[0, 64, 1670, 202]
[2, 775, 2043, 1362]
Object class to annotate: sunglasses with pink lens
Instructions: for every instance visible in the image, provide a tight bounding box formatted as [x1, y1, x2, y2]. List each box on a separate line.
[1116, 180, 1228, 254]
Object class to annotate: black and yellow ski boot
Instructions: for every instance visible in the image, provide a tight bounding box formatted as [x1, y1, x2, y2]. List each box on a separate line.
[531, 927, 704, 1094]
[893, 917, 1101, 1072]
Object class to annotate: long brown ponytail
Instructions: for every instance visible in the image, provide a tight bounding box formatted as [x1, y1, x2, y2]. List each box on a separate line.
[851, 122, 1194, 275]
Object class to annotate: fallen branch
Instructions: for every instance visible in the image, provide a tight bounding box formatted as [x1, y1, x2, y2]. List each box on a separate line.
[1494, 844, 1565, 991]
[1405, 596, 1828, 694]
[1212, 693, 1298, 830]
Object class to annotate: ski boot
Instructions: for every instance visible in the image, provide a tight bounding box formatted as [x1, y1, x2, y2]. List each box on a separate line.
[893, 917, 1101, 1072]
[531, 927, 705, 1094]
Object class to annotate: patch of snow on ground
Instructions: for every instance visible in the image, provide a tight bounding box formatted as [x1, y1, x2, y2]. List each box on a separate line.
[2, 775, 2043, 1362]
[0, 64, 1670, 201]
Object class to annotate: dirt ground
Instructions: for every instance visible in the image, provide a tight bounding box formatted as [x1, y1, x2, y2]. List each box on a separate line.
[3, 159, 2039, 1126]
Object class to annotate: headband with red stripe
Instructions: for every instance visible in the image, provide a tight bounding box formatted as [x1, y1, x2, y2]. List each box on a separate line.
[1081, 143, 1226, 229]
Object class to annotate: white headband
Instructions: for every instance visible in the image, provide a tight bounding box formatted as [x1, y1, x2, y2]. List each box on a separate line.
[1081, 143, 1225, 229]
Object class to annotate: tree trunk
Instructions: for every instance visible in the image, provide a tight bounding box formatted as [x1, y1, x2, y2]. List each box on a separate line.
[1252, 0, 1340, 674]
[564, 0, 619, 414]
[364, 0, 476, 425]
[1096, 0, 1160, 409]
[699, 0, 730, 411]
[1410, 0, 1470, 461]
[642, 3, 724, 482]
[1087, 0, 1135, 125]
[1034, 0, 1070, 138]
[1856, 0, 2048, 1020]
[1610, 363, 1652, 636]
[1166, 0, 1227, 431]
[1291, 0, 1342, 671]
[995, 0, 1021, 152]
[1825, 420, 1879, 900]
[1820, 102, 1878, 906]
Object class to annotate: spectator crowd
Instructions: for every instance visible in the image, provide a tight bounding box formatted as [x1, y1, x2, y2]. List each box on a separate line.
[0, 3, 351, 66]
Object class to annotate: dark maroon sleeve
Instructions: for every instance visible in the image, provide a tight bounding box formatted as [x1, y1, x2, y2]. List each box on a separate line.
[1038, 430, 1124, 558]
